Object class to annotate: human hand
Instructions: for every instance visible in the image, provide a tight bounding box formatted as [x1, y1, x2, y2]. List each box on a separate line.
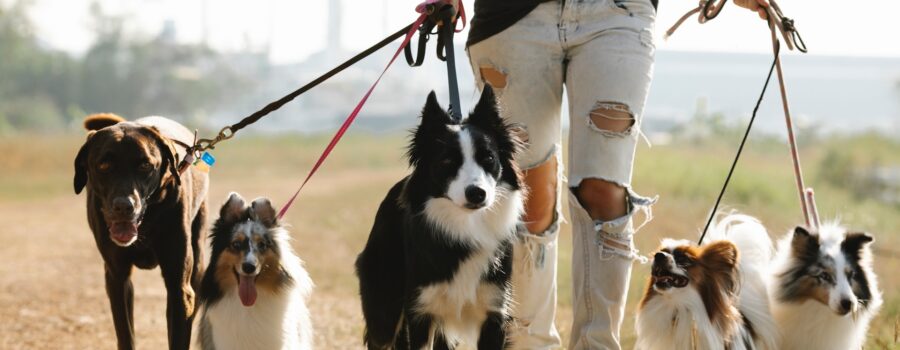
[734, 0, 769, 20]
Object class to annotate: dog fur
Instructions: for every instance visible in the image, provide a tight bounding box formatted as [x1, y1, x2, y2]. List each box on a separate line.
[355, 86, 523, 349]
[199, 193, 313, 350]
[769, 222, 882, 350]
[74, 113, 208, 349]
[636, 214, 779, 350]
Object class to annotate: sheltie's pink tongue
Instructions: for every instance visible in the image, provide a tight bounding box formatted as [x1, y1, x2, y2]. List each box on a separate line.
[238, 275, 257, 307]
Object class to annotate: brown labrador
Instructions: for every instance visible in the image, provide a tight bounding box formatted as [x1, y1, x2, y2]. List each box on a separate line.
[74, 113, 208, 350]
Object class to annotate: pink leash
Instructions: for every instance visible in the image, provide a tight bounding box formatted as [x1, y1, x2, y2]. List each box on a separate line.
[277, 1, 465, 220]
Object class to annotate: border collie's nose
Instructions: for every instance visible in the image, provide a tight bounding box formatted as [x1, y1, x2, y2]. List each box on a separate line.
[465, 186, 486, 205]
[840, 299, 852, 313]
[241, 262, 256, 274]
[653, 252, 666, 264]
[112, 197, 134, 215]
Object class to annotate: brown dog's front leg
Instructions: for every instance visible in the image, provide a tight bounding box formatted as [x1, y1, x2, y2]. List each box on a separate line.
[105, 263, 135, 350]
[159, 232, 196, 350]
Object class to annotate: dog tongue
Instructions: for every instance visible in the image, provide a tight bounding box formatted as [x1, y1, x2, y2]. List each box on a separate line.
[108, 222, 138, 243]
[239, 275, 257, 307]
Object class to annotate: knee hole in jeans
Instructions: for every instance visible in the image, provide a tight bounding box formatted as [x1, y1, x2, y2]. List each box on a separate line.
[574, 178, 627, 222]
[523, 155, 558, 235]
[479, 66, 508, 89]
[588, 102, 634, 134]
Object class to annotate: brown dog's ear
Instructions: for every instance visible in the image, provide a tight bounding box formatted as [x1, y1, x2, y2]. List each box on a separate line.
[250, 198, 278, 228]
[221, 192, 247, 222]
[147, 126, 181, 187]
[73, 131, 97, 194]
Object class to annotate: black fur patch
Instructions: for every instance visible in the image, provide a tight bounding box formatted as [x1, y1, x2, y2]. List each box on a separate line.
[841, 232, 874, 308]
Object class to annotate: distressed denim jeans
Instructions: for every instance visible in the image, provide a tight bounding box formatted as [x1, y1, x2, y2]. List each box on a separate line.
[468, 0, 657, 348]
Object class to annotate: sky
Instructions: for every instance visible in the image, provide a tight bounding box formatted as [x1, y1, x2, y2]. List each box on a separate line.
[9, 0, 900, 63]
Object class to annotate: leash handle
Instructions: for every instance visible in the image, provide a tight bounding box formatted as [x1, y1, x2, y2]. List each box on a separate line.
[276, 14, 430, 220]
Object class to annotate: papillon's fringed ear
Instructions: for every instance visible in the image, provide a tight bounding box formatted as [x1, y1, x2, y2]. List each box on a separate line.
[250, 198, 278, 228]
[841, 232, 874, 255]
[700, 241, 740, 295]
[791, 226, 820, 259]
[221, 192, 247, 222]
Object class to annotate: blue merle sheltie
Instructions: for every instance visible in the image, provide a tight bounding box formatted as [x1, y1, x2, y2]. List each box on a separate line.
[356, 86, 524, 349]
[198, 193, 314, 350]
[769, 222, 882, 350]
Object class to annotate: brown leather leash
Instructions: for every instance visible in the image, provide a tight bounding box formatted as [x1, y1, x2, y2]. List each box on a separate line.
[666, 0, 816, 244]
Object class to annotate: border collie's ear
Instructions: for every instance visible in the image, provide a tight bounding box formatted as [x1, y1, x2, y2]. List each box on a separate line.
[221, 192, 247, 222]
[791, 226, 820, 260]
[73, 131, 97, 194]
[841, 232, 874, 254]
[250, 198, 277, 228]
[469, 85, 503, 130]
[421, 91, 453, 128]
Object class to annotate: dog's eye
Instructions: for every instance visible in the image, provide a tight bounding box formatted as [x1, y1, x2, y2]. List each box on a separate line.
[257, 241, 268, 251]
[230, 241, 242, 250]
[482, 154, 495, 163]
[846, 270, 855, 280]
[817, 272, 835, 284]
[673, 251, 691, 266]
[138, 162, 153, 172]
[98, 162, 112, 172]
[440, 158, 454, 166]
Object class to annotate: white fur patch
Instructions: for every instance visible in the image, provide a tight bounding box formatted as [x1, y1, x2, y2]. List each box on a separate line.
[446, 129, 499, 209]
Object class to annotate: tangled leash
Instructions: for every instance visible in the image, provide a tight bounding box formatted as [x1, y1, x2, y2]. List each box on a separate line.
[665, 0, 813, 245]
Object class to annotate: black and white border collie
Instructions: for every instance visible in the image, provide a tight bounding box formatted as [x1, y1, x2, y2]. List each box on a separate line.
[636, 214, 779, 350]
[356, 86, 524, 350]
[199, 193, 314, 350]
[770, 223, 882, 350]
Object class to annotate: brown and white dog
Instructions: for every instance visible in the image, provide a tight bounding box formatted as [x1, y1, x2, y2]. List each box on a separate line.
[636, 214, 778, 350]
[74, 114, 208, 349]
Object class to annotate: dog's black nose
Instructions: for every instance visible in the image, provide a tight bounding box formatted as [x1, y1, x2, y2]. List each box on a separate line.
[241, 262, 256, 274]
[465, 186, 486, 205]
[112, 197, 134, 215]
[840, 298, 852, 313]
[654, 252, 667, 264]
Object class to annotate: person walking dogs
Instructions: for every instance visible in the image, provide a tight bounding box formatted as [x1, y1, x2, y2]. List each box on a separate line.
[460, 0, 771, 348]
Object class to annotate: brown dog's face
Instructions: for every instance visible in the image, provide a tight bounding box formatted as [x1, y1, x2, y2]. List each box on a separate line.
[74, 122, 179, 247]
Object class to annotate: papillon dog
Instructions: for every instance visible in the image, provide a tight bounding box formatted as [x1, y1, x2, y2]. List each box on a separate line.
[636, 214, 779, 350]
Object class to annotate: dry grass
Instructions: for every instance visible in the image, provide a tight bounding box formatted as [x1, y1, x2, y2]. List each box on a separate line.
[0, 132, 897, 349]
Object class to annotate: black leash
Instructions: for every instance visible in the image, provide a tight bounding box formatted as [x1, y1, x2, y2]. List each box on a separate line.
[187, 24, 414, 155]
[404, 3, 464, 121]
[697, 43, 779, 245]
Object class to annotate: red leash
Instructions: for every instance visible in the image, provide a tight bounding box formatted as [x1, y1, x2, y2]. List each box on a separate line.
[277, 1, 466, 219]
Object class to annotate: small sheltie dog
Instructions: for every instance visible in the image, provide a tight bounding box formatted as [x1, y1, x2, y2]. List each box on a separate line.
[198, 193, 314, 350]
[355, 86, 523, 349]
[769, 223, 882, 350]
[636, 214, 778, 350]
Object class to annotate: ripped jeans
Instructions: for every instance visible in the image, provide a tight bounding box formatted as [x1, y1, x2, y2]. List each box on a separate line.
[467, 0, 657, 348]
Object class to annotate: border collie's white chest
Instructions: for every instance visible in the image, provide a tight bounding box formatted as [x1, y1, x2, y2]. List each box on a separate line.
[415, 188, 523, 345]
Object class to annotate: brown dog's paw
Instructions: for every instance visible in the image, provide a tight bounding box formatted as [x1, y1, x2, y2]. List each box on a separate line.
[84, 113, 126, 131]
